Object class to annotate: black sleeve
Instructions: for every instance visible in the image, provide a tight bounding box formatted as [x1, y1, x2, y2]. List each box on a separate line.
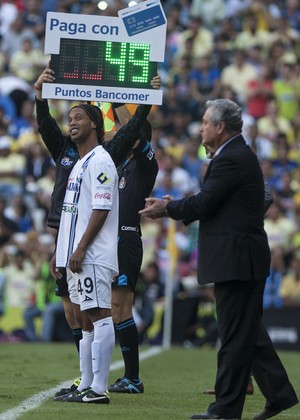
[104, 104, 151, 167]
[35, 97, 67, 162]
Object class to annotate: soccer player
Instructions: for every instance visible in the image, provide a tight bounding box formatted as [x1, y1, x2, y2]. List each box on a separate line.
[54, 103, 118, 403]
[109, 118, 158, 394]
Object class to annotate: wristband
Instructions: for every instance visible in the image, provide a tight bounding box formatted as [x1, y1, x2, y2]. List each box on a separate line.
[34, 83, 42, 91]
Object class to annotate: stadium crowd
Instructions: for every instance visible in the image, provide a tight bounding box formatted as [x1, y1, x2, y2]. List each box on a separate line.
[0, 0, 300, 344]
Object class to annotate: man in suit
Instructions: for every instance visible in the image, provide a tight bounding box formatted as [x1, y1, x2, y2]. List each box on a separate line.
[139, 99, 298, 420]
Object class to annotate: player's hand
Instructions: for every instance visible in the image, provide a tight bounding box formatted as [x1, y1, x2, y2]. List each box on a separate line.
[50, 253, 63, 280]
[34, 60, 55, 91]
[69, 246, 85, 273]
[151, 74, 161, 90]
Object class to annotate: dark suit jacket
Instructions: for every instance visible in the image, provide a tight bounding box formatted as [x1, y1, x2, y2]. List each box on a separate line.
[166, 135, 271, 285]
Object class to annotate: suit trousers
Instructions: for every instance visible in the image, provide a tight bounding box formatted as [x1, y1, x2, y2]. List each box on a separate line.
[207, 279, 298, 418]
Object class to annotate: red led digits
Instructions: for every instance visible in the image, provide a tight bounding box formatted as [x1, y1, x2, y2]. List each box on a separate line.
[51, 38, 157, 88]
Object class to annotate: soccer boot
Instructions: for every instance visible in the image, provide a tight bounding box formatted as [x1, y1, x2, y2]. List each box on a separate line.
[65, 387, 110, 403]
[55, 378, 81, 399]
[108, 377, 144, 394]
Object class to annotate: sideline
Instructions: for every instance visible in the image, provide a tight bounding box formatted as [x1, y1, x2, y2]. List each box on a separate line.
[0, 346, 163, 420]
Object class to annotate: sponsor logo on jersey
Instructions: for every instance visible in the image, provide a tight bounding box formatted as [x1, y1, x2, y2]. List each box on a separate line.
[121, 226, 138, 232]
[94, 192, 111, 200]
[97, 172, 110, 185]
[119, 176, 126, 189]
[67, 181, 80, 192]
[62, 204, 77, 213]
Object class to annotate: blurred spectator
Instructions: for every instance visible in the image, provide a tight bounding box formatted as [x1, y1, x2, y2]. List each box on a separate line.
[24, 142, 53, 184]
[0, 198, 19, 246]
[0, 104, 13, 130]
[176, 17, 214, 64]
[8, 98, 36, 139]
[0, 0, 18, 43]
[264, 202, 297, 252]
[249, 0, 282, 32]
[273, 59, 300, 122]
[246, 121, 273, 160]
[257, 100, 294, 146]
[0, 74, 32, 118]
[167, 54, 193, 101]
[234, 12, 273, 53]
[1, 12, 40, 59]
[23, 0, 46, 39]
[245, 61, 274, 119]
[4, 194, 33, 233]
[275, 171, 297, 218]
[23, 248, 63, 342]
[281, 0, 300, 31]
[0, 136, 26, 200]
[263, 246, 284, 309]
[270, 15, 300, 48]
[260, 158, 279, 190]
[220, 48, 258, 107]
[224, 0, 252, 31]
[190, 0, 225, 31]
[1, 246, 35, 312]
[153, 168, 183, 200]
[164, 133, 185, 161]
[155, 152, 193, 197]
[213, 17, 238, 54]
[188, 54, 221, 106]
[141, 261, 164, 303]
[271, 136, 298, 181]
[9, 37, 46, 83]
[279, 254, 300, 307]
[180, 136, 203, 186]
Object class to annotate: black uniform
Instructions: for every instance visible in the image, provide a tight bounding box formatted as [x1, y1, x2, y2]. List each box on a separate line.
[114, 137, 158, 292]
[36, 98, 152, 295]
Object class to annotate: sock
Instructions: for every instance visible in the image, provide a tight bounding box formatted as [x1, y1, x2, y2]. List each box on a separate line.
[78, 330, 94, 391]
[91, 317, 115, 394]
[115, 317, 140, 381]
[72, 328, 82, 353]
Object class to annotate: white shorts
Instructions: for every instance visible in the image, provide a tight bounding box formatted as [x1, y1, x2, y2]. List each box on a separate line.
[66, 265, 113, 311]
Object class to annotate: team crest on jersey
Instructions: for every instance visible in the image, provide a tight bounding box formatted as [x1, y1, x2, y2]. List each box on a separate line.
[61, 147, 78, 166]
[97, 172, 110, 184]
[119, 176, 126, 189]
[61, 156, 74, 167]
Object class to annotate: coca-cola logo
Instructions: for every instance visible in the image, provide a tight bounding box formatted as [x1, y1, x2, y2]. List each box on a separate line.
[94, 192, 111, 200]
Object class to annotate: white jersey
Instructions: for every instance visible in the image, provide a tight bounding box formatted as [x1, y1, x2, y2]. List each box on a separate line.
[56, 145, 119, 275]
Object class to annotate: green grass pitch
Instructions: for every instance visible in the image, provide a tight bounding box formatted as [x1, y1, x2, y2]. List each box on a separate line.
[0, 343, 299, 420]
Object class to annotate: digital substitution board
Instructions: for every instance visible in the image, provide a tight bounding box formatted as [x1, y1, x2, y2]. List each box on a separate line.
[50, 38, 158, 88]
[43, 0, 166, 105]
